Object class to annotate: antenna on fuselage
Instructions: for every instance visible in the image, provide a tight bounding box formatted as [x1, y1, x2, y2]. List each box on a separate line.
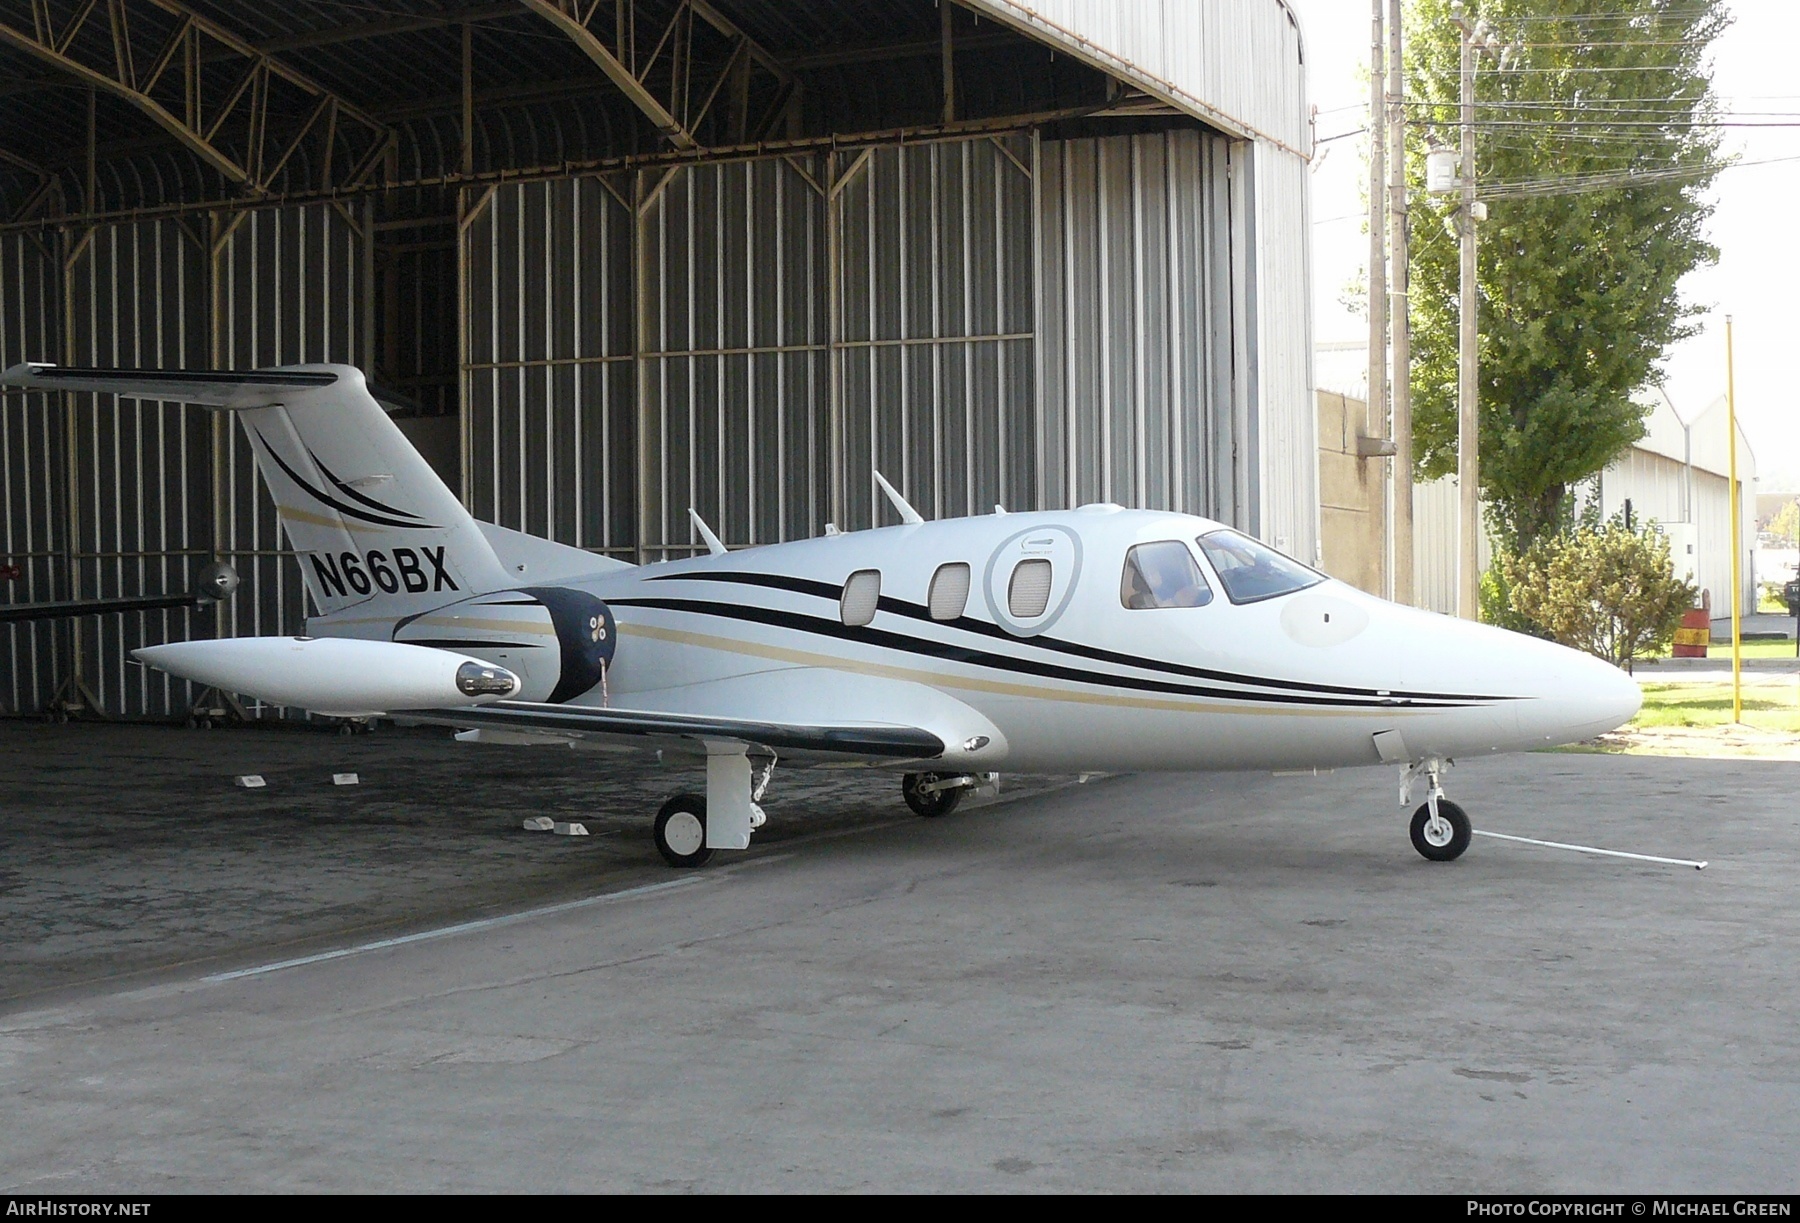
[872, 470, 924, 525]
[688, 508, 727, 557]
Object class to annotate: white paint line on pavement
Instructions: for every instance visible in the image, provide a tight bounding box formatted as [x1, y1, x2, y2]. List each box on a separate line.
[204, 875, 708, 983]
[1473, 829, 1708, 870]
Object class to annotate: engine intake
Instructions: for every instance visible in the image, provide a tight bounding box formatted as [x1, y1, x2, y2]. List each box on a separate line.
[391, 586, 615, 704]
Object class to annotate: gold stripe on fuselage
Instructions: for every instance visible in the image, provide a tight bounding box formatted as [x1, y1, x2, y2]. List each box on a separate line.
[618, 621, 1446, 719]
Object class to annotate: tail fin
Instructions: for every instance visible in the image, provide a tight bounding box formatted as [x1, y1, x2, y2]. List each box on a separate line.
[1, 363, 512, 616]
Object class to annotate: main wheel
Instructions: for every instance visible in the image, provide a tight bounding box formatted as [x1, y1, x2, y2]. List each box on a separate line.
[1410, 799, 1472, 862]
[654, 793, 713, 868]
[903, 772, 965, 819]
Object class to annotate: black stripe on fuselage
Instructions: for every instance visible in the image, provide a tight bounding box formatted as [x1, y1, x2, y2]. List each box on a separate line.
[639, 569, 1515, 705]
[609, 594, 1485, 711]
[398, 638, 543, 651]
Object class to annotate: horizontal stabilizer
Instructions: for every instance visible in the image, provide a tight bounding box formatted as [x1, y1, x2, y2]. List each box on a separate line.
[0, 363, 338, 408]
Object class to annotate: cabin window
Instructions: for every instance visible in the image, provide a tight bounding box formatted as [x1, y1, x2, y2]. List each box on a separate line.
[1120, 541, 1214, 609]
[1195, 530, 1324, 604]
[928, 563, 971, 621]
[1007, 558, 1053, 619]
[840, 569, 882, 626]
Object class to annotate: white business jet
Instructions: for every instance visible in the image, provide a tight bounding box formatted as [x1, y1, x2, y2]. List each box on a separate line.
[0, 362, 1641, 867]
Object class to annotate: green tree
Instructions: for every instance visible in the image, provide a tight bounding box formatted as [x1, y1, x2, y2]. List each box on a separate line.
[1501, 519, 1695, 671]
[1765, 498, 1800, 545]
[1403, 0, 1726, 554]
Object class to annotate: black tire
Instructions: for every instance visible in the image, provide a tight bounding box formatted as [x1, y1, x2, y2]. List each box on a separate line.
[336, 723, 354, 738]
[1410, 799, 1472, 862]
[654, 793, 714, 868]
[903, 772, 965, 819]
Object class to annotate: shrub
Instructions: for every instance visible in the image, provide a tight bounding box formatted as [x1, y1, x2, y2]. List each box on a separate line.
[1500, 519, 1696, 672]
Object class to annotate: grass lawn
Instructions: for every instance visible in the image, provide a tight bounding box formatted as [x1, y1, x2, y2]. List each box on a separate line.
[1635, 679, 1800, 734]
[1645, 637, 1798, 661]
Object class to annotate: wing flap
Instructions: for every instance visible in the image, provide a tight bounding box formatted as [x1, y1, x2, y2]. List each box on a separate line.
[408, 699, 946, 760]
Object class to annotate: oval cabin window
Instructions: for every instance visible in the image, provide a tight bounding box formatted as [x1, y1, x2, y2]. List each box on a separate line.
[928, 563, 971, 621]
[840, 569, 882, 627]
[1007, 558, 1053, 619]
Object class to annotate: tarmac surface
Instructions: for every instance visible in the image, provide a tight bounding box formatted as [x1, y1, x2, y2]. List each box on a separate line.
[1, 721, 1797, 1192]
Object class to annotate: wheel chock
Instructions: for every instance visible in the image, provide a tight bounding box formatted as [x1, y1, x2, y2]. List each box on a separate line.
[234, 775, 266, 789]
[332, 772, 359, 786]
[522, 817, 555, 831]
[552, 821, 589, 836]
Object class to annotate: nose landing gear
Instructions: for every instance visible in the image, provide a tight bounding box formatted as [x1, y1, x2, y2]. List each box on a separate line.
[1400, 757, 1471, 862]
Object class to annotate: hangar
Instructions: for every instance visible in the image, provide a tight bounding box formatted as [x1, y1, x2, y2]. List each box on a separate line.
[0, 0, 1314, 719]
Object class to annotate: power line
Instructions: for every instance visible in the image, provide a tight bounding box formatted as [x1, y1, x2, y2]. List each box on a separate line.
[1475, 152, 1800, 200]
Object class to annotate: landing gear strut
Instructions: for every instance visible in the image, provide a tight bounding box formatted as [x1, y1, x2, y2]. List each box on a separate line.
[1400, 757, 1471, 862]
[651, 753, 774, 868]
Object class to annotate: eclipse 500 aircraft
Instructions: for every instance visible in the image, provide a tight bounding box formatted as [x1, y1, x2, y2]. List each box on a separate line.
[1, 361, 1641, 867]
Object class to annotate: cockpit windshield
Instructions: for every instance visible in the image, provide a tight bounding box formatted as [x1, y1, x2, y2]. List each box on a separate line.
[1194, 530, 1324, 604]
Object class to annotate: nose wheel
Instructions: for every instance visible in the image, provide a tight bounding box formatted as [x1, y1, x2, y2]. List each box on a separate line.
[1399, 756, 1472, 862]
[1410, 799, 1471, 861]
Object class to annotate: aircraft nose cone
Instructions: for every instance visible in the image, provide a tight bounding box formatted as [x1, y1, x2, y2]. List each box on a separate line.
[1523, 649, 1642, 746]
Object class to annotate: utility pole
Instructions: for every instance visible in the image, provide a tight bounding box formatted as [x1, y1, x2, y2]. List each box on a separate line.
[1369, 0, 1390, 598]
[1387, 0, 1414, 607]
[1727, 315, 1742, 722]
[1448, 1, 1497, 620]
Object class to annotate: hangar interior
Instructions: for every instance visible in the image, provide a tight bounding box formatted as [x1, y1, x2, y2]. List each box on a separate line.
[0, 0, 1313, 718]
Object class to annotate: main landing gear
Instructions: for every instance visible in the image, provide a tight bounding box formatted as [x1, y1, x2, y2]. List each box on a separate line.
[903, 771, 967, 818]
[651, 754, 772, 868]
[902, 772, 998, 818]
[1400, 757, 1472, 862]
[649, 762, 992, 868]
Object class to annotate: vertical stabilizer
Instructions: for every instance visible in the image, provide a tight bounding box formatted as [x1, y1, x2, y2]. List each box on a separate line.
[0, 362, 511, 616]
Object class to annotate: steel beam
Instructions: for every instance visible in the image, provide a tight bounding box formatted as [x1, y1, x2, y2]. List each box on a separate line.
[518, 0, 697, 150]
[0, 0, 391, 193]
[519, 1, 795, 152]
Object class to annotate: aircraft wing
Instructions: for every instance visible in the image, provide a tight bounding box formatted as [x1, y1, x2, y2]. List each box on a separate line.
[407, 667, 1003, 767]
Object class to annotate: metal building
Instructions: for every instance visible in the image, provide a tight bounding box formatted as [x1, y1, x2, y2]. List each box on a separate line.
[0, 0, 1314, 718]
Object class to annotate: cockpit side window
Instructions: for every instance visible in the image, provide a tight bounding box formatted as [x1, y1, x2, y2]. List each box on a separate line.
[1120, 541, 1214, 609]
[1194, 530, 1324, 604]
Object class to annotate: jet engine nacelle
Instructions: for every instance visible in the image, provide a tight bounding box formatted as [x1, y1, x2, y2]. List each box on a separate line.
[133, 636, 520, 716]
[391, 586, 616, 704]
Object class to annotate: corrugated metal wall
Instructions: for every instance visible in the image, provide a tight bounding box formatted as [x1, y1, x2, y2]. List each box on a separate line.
[8, 121, 1300, 717]
[836, 137, 1036, 528]
[0, 204, 367, 717]
[969, 1, 1311, 152]
[462, 177, 636, 554]
[464, 129, 1259, 566]
[1253, 144, 1319, 562]
[0, 232, 60, 714]
[1037, 128, 1243, 523]
[642, 157, 828, 552]
[1598, 451, 1753, 613]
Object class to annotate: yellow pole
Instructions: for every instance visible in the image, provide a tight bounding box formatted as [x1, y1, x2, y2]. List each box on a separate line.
[1728, 315, 1743, 722]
